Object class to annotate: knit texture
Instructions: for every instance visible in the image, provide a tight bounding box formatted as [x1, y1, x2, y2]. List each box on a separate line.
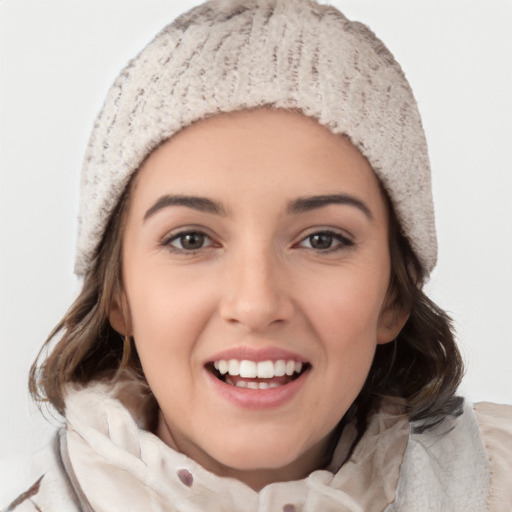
[75, 0, 436, 276]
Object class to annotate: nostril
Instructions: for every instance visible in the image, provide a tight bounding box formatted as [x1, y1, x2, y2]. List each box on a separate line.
[219, 266, 294, 330]
[220, 299, 294, 331]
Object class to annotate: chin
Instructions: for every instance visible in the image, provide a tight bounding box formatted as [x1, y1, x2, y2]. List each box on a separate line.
[204, 427, 321, 475]
[219, 446, 299, 471]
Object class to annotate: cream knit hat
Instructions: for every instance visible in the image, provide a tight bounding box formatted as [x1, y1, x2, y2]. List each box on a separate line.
[75, 0, 436, 276]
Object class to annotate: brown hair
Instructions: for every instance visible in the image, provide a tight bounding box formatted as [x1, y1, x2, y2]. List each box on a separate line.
[29, 185, 137, 415]
[346, 203, 464, 435]
[29, 183, 464, 429]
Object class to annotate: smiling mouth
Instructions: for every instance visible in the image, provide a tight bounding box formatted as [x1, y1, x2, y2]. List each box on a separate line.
[206, 359, 310, 389]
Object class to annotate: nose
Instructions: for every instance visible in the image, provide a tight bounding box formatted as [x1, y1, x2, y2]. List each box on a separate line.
[219, 247, 294, 331]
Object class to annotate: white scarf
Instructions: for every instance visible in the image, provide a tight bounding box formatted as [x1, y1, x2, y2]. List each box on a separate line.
[21, 378, 491, 511]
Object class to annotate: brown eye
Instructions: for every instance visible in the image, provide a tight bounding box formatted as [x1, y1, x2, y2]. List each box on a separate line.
[299, 230, 354, 251]
[168, 231, 212, 251]
[308, 233, 334, 250]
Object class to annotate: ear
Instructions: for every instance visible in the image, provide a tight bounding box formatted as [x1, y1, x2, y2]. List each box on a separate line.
[108, 291, 131, 336]
[376, 303, 409, 345]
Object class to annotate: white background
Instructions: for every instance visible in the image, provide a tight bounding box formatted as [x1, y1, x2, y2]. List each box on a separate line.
[1, 0, 511, 504]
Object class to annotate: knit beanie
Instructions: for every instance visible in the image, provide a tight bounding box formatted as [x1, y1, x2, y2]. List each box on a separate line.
[75, 0, 436, 277]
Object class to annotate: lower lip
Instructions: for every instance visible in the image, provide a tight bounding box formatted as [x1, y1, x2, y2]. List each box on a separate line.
[205, 369, 310, 410]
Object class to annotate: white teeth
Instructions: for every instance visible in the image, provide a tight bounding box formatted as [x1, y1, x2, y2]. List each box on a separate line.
[227, 378, 286, 389]
[218, 360, 228, 375]
[285, 360, 295, 376]
[228, 359, 240, 376]
[247, 381, 275, 390]
[239, 360, 257, 378]
[213, 358, 305, 378]
[274, 360, 286, 377]
[257, 360, 274, 379]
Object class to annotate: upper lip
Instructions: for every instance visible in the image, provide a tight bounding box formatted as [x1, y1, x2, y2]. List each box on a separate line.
[206, 346, 309, 365]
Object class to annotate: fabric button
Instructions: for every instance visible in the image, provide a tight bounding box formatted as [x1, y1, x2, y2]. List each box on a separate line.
[177, 468, 194, 487]
[283, 505, 297, 512]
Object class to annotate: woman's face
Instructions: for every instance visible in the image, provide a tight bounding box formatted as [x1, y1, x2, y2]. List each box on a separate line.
[111, 109, 406, 489]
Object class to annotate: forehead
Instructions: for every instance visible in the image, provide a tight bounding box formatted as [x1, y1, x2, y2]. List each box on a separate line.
[130, 108, 386, 218]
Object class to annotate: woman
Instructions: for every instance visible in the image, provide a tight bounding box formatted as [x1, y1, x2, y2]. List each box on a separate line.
[4, 1, 511, 510]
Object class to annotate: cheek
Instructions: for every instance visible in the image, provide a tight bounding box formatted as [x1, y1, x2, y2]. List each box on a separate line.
[302, 267, 389, 341]
[298, 266, 389, 397]
[125, 262, 220, 369]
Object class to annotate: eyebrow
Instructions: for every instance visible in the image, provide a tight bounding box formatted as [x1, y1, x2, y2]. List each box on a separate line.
[143, 193, 372, 221]
[144, 194, 226, 221]
[287, 194, 373, 220]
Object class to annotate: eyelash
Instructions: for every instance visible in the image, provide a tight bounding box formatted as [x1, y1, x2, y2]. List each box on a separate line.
[161, 230, 216, 254]
[296, 229, 354, 253]
[161, 228, 354, 255]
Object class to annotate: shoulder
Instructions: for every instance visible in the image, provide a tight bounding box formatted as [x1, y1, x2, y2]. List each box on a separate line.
[474, 402, 512, 512]
[2, 431, 82, 512]
[388, 401, 499, 512]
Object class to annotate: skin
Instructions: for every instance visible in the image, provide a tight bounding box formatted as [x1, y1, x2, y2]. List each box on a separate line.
[109, 108, 407, 491]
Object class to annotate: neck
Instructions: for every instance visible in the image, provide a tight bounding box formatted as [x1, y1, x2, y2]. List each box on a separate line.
[156, 411, 339, 491]
[210, 437, 334, 491]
